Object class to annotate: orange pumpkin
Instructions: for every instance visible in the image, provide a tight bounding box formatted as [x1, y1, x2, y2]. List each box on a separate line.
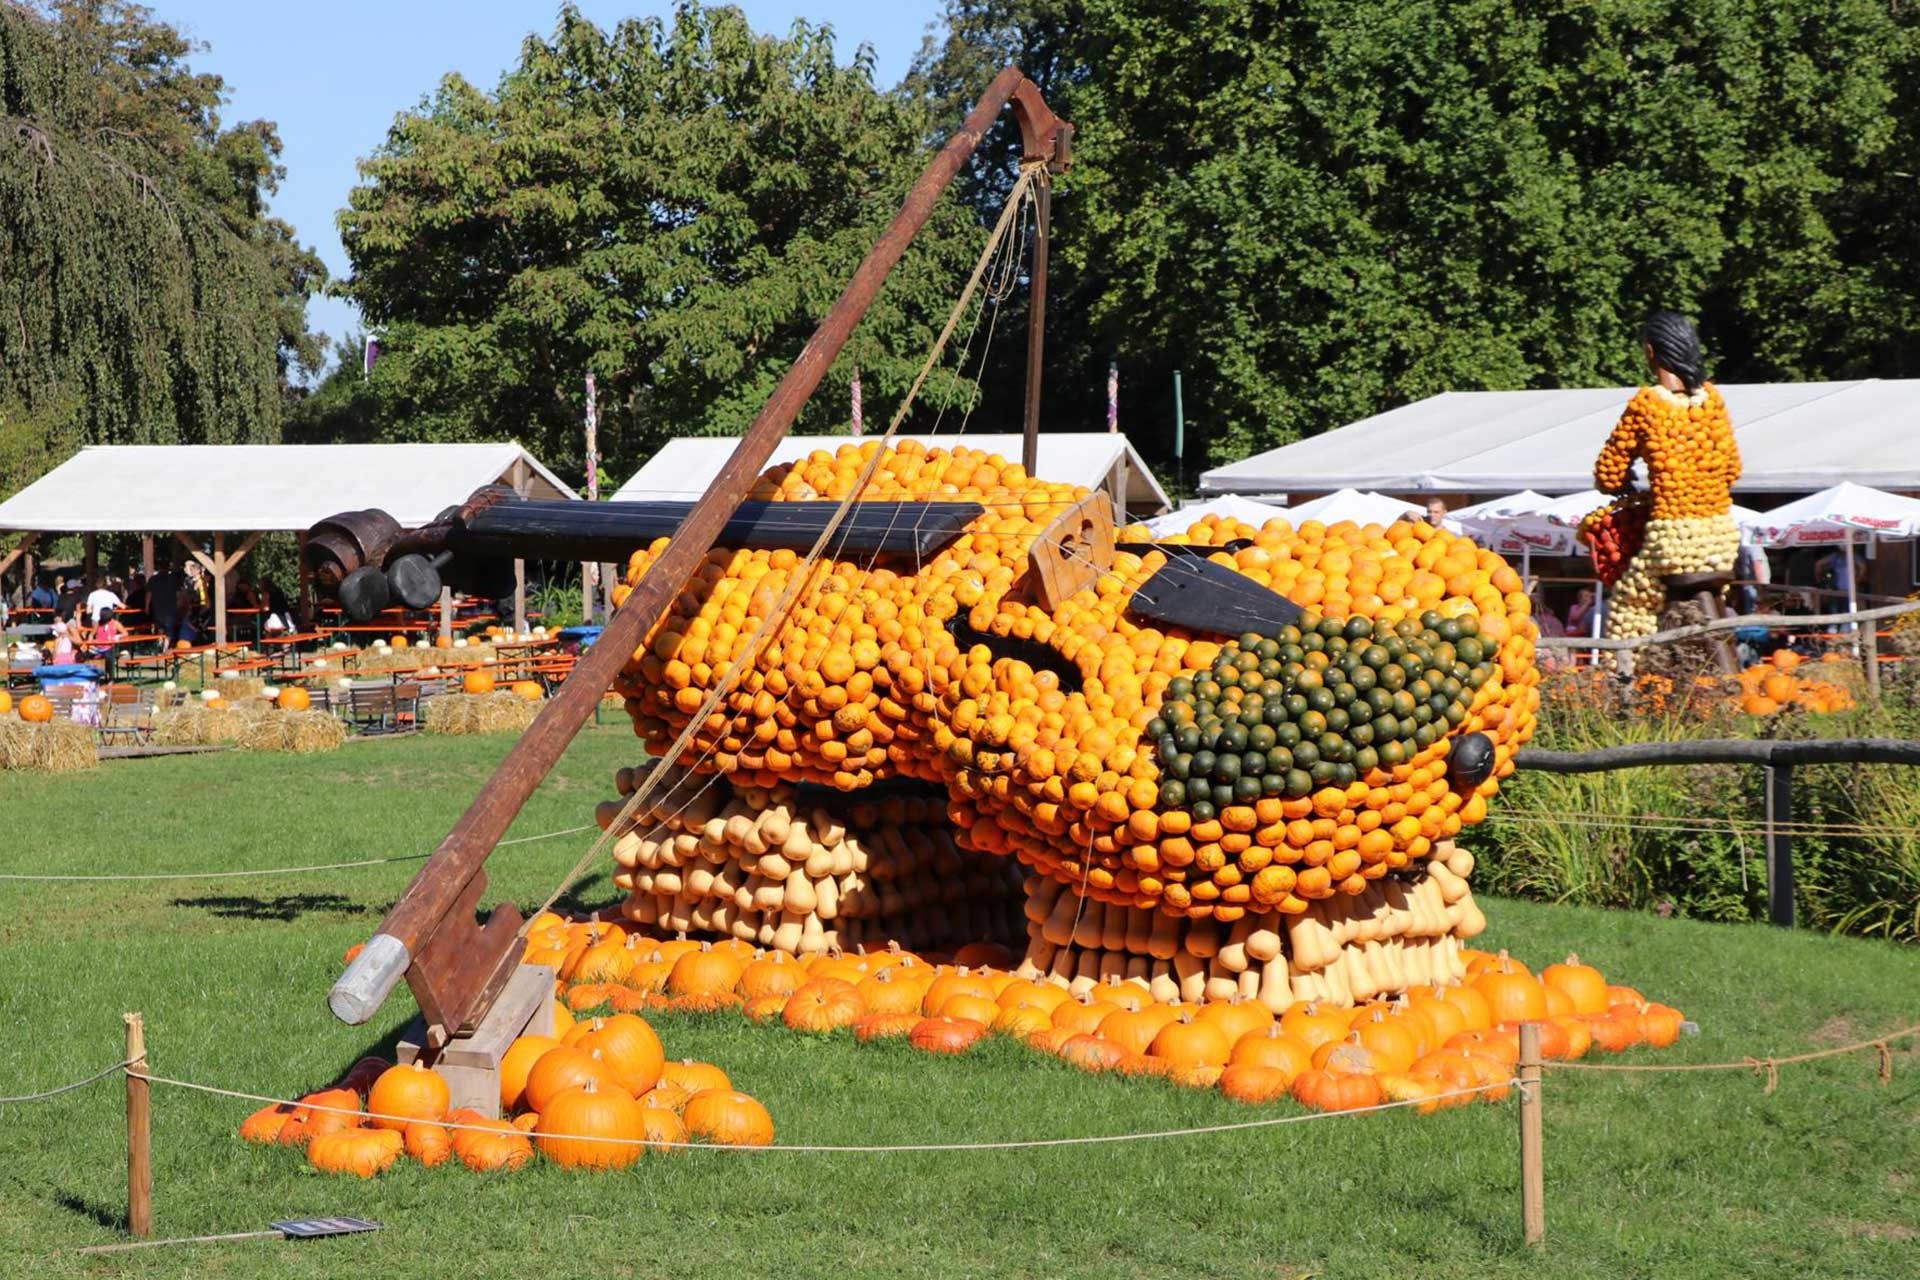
[17, 694, 53, 723]
[682, 1089, 774, 1147]
[782, 979, 865, 1033]
[462, 670, 497, 695]
[277, 686, 311, 712]
[909, 1016, 989, 1054]
[1472, 952, 1548, 1024]
[365, 1062, 451, 1130]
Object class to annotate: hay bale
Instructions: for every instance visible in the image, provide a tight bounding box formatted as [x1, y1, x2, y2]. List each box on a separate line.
[0, 718, 98, 772]
[359, 643, 496, 673]
[212, 675, 267, 702]
[423, 691, 542, 736]
[235, 709, 347, 754]
[153, 702, 346, 753]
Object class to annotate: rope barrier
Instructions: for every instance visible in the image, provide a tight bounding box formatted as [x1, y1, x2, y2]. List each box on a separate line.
[0, 824, 594, 884]
[0, 1059, 134, 1105]
[1536, 598, 1920, 652]
[128, 1068, 1517, 1152]
[1547, 1020, 1917, 1092]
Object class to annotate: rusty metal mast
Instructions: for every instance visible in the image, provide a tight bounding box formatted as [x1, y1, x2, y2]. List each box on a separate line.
[329, 69, 1073, 1043]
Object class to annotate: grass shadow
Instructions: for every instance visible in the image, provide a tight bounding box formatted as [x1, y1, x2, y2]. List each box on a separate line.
[52, 1192, 125, 1234]
[167, 893, 374, 923]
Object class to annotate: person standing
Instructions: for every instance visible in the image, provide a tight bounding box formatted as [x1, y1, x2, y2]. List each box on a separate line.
[146, 560, 187, 645]
[84, 575, 124, 624]
[27, 572, 57, 612]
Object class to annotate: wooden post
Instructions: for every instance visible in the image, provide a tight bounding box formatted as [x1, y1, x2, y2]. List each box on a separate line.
[1021, 168, 1051, 478]
[583, 375, 599, 625]
[84, 531, 98, 582]
[1517, 1021, 1544, 1248]
[511, 459, 529, 634]
[124, 1012, 152, 1238]
[1764, 762, 1795, 927]
[212, 532, 228, 647]
[296, 529, 313, 629]
[439, 586, 454, 648]
[140, 535, 154, 578]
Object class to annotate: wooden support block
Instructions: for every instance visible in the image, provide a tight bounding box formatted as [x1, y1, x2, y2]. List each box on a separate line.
[397, 963, 554, 1117]
[1029, 490, 1115, 610]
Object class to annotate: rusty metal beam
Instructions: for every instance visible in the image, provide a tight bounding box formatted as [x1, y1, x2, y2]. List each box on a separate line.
[330, 66, 1073, 1033]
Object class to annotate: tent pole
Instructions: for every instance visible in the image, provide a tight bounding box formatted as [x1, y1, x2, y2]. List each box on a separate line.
[1590, 579, 1604, 667]
[511, 459, 530, 634]
[83, 532, 98, 582]
[1021, 168, 1051, 478]
[1846, 529, 1860, 656]
[140, 535, 154, 578]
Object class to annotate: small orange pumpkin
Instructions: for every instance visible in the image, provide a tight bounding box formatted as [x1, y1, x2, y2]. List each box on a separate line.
[682, 1089, 774, 1147]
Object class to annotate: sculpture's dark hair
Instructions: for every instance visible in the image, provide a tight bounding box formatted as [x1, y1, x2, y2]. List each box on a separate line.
[1640, 310, 1706, 392]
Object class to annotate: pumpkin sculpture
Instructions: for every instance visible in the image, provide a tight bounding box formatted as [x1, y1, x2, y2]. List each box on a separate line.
[1584, 313, 1742, 640]
[589, 439, 1538, 1011]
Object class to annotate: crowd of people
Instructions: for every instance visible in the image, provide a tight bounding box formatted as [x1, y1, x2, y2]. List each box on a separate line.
[2, 560, 297, 675]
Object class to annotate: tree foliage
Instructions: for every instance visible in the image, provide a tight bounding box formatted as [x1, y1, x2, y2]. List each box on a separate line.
[319, 3, 989, 482]
[911, 0, 1920, 472]
[0, 0, 325, 498]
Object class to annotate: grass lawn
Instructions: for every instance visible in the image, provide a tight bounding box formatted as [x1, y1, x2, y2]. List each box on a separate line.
[1, 727, 1916, 1279]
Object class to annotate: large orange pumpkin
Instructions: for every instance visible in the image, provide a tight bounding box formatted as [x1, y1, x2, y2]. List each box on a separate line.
[277, 686, 311, 712]
[463, 670, 497, 695]
[17, 694, 53, 723]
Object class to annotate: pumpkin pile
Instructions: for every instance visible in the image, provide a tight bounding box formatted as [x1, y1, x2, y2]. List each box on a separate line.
[1589, 384, 1743, 639]
[602, 442, 1536, 991]
[534, 933, 1685, 1115]
[239, 1011, 771, 1173]
[599, 766, 1025, 956]
[1735, 650, 1855, 716]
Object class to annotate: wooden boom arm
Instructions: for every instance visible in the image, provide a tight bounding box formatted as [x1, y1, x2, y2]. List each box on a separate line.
[329, 67, 1072, 1043]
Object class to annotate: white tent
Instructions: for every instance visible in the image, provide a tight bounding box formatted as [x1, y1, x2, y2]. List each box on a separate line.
[614, 433, 1172, 518]
[1743, 482, 1920, 548]
[1740, 483, 1920, 649]
[1200, 379, 1920, 496]
[1279, 488, 1424, 527]
[1143, 495, 1290, 537]
[0, 443, 576, 642]
[1445, 490, 1581, 559]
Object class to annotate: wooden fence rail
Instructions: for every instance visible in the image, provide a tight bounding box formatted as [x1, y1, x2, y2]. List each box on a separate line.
[1513, 738, 1920, 928]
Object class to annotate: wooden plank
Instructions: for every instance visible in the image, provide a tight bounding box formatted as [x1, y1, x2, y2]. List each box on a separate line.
[125, 1013, 151, 1237]
[98, 744, 230, 759]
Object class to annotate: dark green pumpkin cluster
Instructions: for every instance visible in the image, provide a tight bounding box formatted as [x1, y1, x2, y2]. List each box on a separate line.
[1144, 612, 1498, 819]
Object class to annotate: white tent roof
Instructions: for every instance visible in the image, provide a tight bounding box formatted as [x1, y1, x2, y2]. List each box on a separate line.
[1281, 488, 1425, 526]
[1744, 482, 1920, 547]
[0, 444, 576, 533]
[1200, 380, 1920, 496]
[613, 433, 1172, 515]
[1445, 490, 1581, 557]
[1142, 495, 1290, 537]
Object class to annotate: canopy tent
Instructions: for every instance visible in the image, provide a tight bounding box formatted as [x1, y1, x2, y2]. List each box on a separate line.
[613, 433, 1173, 520]
[1280, 488, 1424, 527]
[0, 443, 577, 643]
[1200, 379, 1920, 497]
[1743, 482, 1920, 548]
[1445, 490, 1581, 559]
[1142, 494, 1291, 537]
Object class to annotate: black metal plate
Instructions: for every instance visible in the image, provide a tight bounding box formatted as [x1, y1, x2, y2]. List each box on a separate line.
[1125, 556, 1306, 638]
[461, 498, 984, 561]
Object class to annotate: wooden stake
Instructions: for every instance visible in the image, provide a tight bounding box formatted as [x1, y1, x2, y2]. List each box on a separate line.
[124, 1012, 152, 1238]
[439, 586, 454, 649]
[1518, 1021, 1544, 1247]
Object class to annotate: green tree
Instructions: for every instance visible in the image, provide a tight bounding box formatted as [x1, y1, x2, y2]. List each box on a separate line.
[912, 0, 1920, 472]
[0, 0, 326, 496]
[323, 3, 989, 483]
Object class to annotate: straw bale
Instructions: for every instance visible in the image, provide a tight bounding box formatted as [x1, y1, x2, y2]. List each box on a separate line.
[0, 718, 98, 772]
[423, 691, 542, 736]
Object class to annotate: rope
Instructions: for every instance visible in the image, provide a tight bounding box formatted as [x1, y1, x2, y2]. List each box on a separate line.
[0, 1059, 133, 1105]
[524, 165, 1044, 927]
[1548, 1020, 1918, 1085]
[1484, 809, 1920, 839]
[131, 1068, 1517, 1152]
[0, 824, 594, 883]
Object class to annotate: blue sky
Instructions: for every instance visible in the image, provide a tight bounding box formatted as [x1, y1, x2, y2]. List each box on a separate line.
[173, 1, 946, 369]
